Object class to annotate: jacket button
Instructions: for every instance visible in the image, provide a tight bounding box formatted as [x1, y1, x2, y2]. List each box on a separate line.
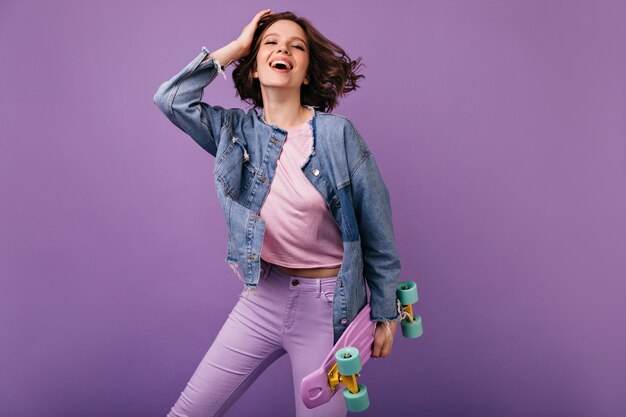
[312, 168, 320, 176]
[340, 318, 347, 325]
[337, 280, 342, 288]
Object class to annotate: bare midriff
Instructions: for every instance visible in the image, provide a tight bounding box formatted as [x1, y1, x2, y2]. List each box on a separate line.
[273, 264, 341, 278]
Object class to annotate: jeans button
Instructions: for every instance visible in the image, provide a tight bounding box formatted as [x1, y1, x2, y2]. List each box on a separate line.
[291, 279, 299, 286]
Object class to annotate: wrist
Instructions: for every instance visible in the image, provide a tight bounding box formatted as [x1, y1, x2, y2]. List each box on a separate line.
[230, 40, 248, 61]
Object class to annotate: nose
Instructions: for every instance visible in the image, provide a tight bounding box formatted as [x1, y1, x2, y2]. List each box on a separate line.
[277, 43, 290, 55]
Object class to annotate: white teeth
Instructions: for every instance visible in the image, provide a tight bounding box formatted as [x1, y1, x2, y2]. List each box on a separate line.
[271, 59, 292, 70]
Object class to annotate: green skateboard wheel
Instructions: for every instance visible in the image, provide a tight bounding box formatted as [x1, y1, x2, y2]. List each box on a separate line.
[335, 347, 362, 376]
[397, 281, 418, 305]
[343, 383, 369, 412]
[401, 314, 423, 339]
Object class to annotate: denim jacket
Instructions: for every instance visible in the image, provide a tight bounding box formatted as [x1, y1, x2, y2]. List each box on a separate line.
[153, 47, 402, 343]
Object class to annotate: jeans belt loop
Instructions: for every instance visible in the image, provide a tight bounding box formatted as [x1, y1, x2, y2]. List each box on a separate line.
[262, 260, 271, 280]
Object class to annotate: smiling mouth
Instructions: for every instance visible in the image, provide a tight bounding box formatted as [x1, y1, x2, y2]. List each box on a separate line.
[271, 66, 290, 73]
[270, 59, 293, 72]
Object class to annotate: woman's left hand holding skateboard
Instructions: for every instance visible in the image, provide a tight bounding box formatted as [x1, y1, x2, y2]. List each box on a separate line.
[371, 320, 399, 358]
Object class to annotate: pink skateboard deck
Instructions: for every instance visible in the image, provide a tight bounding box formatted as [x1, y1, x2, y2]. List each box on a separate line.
[300, 304, 375, 409]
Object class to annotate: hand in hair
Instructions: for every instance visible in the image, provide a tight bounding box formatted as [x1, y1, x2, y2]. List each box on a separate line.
[207, 9, 272, 67]
[236, 9, 273, 57]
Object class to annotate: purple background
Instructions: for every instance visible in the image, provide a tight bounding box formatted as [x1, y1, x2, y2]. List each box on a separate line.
[1, 0, 625, 416]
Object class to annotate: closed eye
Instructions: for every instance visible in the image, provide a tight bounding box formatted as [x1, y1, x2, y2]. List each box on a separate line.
[265, 40, 305, 51]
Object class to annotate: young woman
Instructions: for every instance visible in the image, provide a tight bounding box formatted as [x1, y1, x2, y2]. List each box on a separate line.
[154, 9, 402, 417]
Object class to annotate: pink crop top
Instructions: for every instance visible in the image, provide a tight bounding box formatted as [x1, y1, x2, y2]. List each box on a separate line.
[259, 119, 344, 268]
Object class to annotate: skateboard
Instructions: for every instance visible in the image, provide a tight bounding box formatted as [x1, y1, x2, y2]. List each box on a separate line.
[300, 281, 423, 412]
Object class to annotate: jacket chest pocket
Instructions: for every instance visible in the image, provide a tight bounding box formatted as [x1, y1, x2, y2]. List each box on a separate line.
[214, 136, 257, 199]
[224, 196, 266, 265]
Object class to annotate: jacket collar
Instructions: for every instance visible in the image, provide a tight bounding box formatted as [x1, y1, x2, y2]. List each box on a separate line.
[255, 105, 318, 169]
[255, 105, 316, 132]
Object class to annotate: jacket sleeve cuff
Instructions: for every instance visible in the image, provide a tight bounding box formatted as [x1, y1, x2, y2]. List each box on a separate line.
[372, 314, 401, 323]
[198, 46, 227, 80]
[371, 299, 402, 322]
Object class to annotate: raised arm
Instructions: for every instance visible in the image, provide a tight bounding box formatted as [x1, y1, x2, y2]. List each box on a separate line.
[205, 9, 272, 65]
[153, 47, 232, 156]
[153, 9, 272, 156]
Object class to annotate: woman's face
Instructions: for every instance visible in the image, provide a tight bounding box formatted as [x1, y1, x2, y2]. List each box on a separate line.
[253, 19, 310, 92]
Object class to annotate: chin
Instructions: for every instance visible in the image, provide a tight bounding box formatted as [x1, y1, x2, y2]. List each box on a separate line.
[261, 81, 302, 89]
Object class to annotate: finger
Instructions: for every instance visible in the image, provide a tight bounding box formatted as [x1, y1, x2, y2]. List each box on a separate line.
[380, 339, 393, 357]
[371, 339, 383, 357]
[255, 9, 271, 20]
[380, 331, 396, 357]
[252, 10, 271, 26]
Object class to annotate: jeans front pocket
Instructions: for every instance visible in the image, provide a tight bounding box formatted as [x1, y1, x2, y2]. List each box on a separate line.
[321, 287, 335, 304]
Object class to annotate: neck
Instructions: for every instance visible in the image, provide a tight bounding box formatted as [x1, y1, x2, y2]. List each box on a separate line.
[260, 87, 311, 131]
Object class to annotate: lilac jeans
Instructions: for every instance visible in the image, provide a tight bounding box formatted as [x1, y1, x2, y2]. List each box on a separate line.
[167, 259, 348, 417]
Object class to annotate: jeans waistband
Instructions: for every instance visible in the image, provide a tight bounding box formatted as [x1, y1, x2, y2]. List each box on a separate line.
[261, 259, 337, 296]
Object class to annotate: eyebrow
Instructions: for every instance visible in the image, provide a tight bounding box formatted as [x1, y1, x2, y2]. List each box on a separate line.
[262, 33, 307, 44]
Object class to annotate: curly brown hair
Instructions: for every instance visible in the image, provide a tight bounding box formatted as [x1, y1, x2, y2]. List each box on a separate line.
[232, 11, 365, 113]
